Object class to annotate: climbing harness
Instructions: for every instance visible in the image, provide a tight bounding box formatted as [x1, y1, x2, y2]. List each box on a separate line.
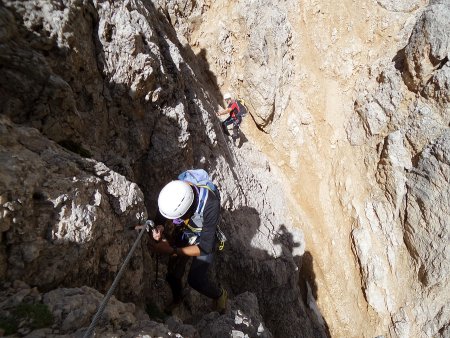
[83, 220, 154, 338]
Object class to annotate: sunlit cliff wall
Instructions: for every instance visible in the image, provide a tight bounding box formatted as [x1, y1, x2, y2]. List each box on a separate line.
[0, 0, 449, 337]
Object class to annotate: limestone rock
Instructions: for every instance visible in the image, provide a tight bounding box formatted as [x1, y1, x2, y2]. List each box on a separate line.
[404, 131, 450, 287]
[3, 0, 449, 337]
[403, 3, 450, 92]
[43, 286, 136, 333]
[165, 316, 199, 338]
[0, 117, 147, 302]
[376, 130, 412, 211]
[0, 1, 317, 337]
[376, 0, 423, 12]
[423, 63, 450, 107]
[347, 1, 450, 336]
[351, 65, 406, 142]
[161, 0, 296, 131]
[1, 282, 272, 338]
[197, 292, 272, 338]
[232, 0, 294, 129]
[405, 105, 448, 154]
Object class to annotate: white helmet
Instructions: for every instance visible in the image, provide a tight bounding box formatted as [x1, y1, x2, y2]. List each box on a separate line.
[224, 93, 232, 100]
[158, 180, 194, 219]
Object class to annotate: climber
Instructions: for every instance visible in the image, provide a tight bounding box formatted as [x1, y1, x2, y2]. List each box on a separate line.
[216, 93, 246, 145]
[147, 170, 227, 314]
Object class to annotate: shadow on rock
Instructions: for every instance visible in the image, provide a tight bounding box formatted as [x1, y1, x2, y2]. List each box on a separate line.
[216, 206, 331, 338]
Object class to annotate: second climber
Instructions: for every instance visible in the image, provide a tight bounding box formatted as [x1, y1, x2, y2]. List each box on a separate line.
[216, 93, 243, 145]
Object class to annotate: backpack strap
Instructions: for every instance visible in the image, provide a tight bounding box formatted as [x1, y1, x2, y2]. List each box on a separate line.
[236, 99, 248, 118]
[181, 186, 209, 234]
[196, 186, 209, 215]
[185, 181, 217, 197]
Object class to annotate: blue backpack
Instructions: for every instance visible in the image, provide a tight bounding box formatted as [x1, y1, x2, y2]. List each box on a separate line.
[177, 169, 226, 250]
[178, 169, 219, 197]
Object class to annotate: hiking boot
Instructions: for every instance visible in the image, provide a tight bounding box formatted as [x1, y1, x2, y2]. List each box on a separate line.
[214, 288, 228, 314]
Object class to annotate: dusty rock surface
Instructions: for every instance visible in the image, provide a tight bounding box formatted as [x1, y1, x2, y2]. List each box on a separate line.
[0, 116, 147, 303]
[345, 2, 449, 336]
[1, 0, 449, 337]
[0, 281, 272, 337]
[162, 0, 449, 337]
[0, 0, 319, 337]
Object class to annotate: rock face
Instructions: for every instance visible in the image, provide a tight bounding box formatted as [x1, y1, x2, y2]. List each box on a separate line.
[154, 0, 296, 131]
[0, 0, 318, 337]
[0, 281, 272, 337]
[346, 1, 450, 336]
[1, 0, 449, 337]
[405, 132, 450, 288]
[403, 2, 450, 94]
[0, 116, 148, 303]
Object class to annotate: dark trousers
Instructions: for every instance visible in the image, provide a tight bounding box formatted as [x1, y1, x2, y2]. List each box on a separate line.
[222, 116, 241, 140]
[166, 253, 222, 302]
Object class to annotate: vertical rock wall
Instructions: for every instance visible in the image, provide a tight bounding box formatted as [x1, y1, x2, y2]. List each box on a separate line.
[0, 0, 323, 337]
[0, 116, 148, 304]
[158, 0, 449, 337]
[1, 0, 449, 337]
[347, 2, 450, 336]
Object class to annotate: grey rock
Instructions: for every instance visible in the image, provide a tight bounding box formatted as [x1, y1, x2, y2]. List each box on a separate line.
[43, 286, 136, 333]
[423, 63, 450, 107]
[0, 117, 147, 303]
[197, 292, 272, 338]
[403, 4, 450, 92]
[376, 0, 422, 12]
[347, 1, 450, 335]
[166, 316, 199, 338]
[349, 66, 406, 143]
[0, 0, 318, 337]
[404, 130, 450, 287]
[376, 130, 412, 211]
[360, 101, 389, 136]
[405, 104, 448, 154]
[2, 284, 271, 338]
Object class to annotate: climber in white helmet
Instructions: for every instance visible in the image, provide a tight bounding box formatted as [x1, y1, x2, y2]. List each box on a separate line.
[216, 93, 243, 146]
[147, 170, 227, 314]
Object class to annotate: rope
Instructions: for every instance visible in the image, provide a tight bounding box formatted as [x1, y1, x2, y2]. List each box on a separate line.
[83, 220, 153, 338]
